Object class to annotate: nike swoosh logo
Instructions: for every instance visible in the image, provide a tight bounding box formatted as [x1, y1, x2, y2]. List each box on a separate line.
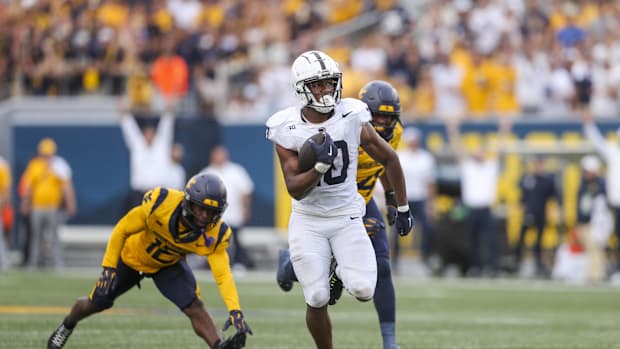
[350, 216, 359, 220]
[328, 147, 333, 156]
[342, 111, 352, 118]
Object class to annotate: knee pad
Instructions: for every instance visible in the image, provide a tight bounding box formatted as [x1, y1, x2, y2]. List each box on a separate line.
[377, 257, 391, 279]
[304, 287, 330, 308]
[90, 294, 114, 311]
[348, 280, 375, 302]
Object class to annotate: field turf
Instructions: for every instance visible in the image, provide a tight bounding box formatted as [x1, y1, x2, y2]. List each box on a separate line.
[0, 269, 619, 348]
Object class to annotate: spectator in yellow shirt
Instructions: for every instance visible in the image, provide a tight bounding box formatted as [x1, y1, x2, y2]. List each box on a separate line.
[20, 138, 76, 270]
[0, 155, 11, 271]
[489, 48, 519, 117]
[461, 52, 493, 118]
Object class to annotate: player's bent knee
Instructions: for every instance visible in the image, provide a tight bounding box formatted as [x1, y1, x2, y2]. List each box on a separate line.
[349, 280, 375, 302]
[377, 257, 391, 278]
[182, 298, 204, 314]
[305, 288, 330, 308]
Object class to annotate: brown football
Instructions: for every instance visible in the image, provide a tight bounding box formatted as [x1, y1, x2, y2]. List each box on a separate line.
[298, 132, 326, 172]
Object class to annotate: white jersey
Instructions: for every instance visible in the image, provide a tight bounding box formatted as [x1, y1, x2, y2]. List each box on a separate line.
[266, 98, 370, 217]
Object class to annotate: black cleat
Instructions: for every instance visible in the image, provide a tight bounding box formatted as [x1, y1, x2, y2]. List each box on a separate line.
[328, 263, 343, 306]
[276, 249, 293, 292]
[48, 322, 73, 349]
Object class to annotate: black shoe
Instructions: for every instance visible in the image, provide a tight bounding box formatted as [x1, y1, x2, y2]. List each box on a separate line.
[276, 249, 293, 292]
[48, 322, 73, 349]
[328, 263, 343, 306]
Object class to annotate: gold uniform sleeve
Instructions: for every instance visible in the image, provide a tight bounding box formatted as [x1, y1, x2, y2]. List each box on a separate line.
[356, 123, 403, 203]
[101, 206, 147, 268]
[206, 225, 241, 311]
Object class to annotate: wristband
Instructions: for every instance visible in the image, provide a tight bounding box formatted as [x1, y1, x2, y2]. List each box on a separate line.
[314, 162, 331, 174]
[397, 205, 409, 213]
[385, 191, 396, 203]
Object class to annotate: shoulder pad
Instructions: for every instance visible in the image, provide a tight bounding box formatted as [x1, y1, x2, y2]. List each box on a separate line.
[266, 107, 298, 129]
[265, 107, 299, 150]
[141, 187, 167, 216]
[339, 98, 371, 123]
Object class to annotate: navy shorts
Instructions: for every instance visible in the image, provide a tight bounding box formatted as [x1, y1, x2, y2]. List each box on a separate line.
[366, 198, 390, 260]
[90, 258, 199, 311]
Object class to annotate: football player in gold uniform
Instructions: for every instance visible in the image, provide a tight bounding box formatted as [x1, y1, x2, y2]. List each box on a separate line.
[354, 80, 404, 349]
[48, 173, 251, 349]
[277, 80, 410, 349]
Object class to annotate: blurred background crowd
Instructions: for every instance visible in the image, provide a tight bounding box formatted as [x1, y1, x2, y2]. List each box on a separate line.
[2, 0, 620, 121]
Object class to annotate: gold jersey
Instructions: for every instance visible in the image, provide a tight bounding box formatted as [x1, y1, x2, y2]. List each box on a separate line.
[356, 123, 403, 203]
[101, 187, 240, 309]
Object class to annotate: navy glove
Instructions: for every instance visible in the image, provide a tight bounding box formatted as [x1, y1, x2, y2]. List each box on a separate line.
[384, 191, 398, 226]
[223, 310, 253, 335]
[309, 132, 337, 165]
[396, 208, 414, 237]
[363, 217, 385, 237]
[215, 332, 247, 349]
[95, 266, 117, 296]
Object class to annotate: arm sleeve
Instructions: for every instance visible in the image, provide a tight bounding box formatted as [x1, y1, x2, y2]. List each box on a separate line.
[120, 114, 142, 150]
[238, 166, 254, 194]
[101, 206, 146, 268]
[584, 123, 611, 160]
[155, 113, 174, 147]
[206, 227, 242, 311]
[428, 154, 437, 183]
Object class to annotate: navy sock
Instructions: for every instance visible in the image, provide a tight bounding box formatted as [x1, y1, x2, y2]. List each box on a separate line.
[373, 258, 396, 323]
[63, 316, 76, 330]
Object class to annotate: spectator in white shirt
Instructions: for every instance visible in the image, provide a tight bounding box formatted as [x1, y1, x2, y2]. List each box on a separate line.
[540, 54, 575, 118]
[201, 145, 255, 271]
[396, 127, 437, 268]
[447, 118, 511, 277]
[431, 51, 465, 119]
[119, 101, 176, 215]
[583, 111, 620, 275]
[165, 143, 186, 191]
[514, 39, 550, 115]
[589, 59, 620, 119]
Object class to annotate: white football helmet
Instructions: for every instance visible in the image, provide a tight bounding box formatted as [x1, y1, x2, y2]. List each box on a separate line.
[291, 50, 342, 114]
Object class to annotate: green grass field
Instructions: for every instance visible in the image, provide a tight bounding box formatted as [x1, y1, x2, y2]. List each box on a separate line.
[1, 269, 619, 349]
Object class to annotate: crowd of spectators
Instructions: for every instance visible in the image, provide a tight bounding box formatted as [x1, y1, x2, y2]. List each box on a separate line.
[2, 0, 620, 122]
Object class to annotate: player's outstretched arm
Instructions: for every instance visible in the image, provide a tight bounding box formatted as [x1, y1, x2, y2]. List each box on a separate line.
[360, 123, 413, 236]
[446, 118, 465, 163]
[582, 110, 611, 159]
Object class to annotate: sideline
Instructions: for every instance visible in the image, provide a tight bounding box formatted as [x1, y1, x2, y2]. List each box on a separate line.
[0, 306, 141, 315]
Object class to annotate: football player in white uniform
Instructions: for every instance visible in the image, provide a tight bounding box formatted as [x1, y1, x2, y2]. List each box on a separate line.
[265, 50, 413, 349]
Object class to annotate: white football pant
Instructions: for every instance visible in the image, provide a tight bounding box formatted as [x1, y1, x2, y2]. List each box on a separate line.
[288, 211, 377, 307]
